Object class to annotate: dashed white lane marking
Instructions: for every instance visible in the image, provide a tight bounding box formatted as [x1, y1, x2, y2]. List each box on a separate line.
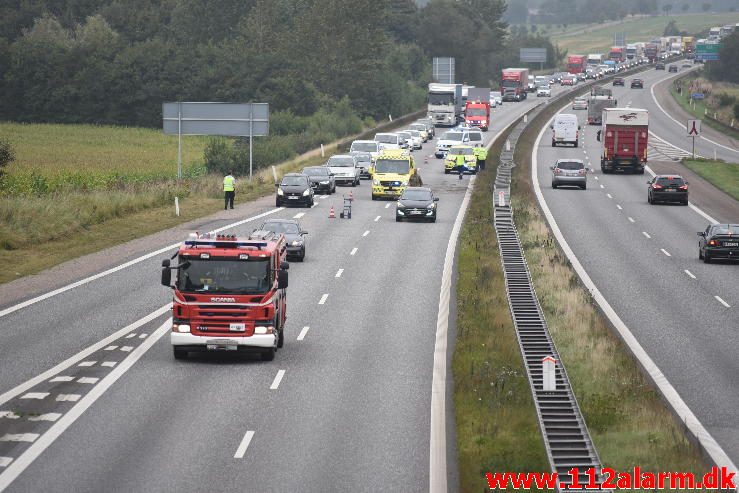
[0, 434, 39, 443]
[715, 296, 731, 308]
[318, 294, 329, 305]
[120, 346, 133, 353]
[362, 230, 370, 237]
[293, 212, 305, 219]
[606, 193, 613, 199]
[684, 270, 696, 279]
[27, 413, 61, 423]
[600, 184, 604, 189]
[0, 457, 11, 467]
[101, 362, 117, 368]
[385, 203, 391, 209]
[234, 430, 255, 459]
[297, 326, 310, 341]
[594, 176, 598, 180]
[77, 377, 99, 385]
[78, 361, 96, 367]
[335, 269, 344, 278]
[311, 204, 317, 209]
[320, 195, 328, 199]
[661, 248, 672, 257]
[374, 216, 381, 222]
[628, 217, 635, 223]
[270, 370, 286, 390]
[642, 232, 651, 239]
[49, 376, 74, 383]
[0, 412, 18, 420]
[138, 334, 147, 339]
[55, 394, 81, 402]
[104, 346, 118, 351]
[350, 248, 358, 256]
[20, 393, 48, 400]
[617, 204, 623, 210]
[125, 334, 136, 339]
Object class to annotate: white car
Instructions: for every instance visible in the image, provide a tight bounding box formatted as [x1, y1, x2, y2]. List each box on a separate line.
[374, 133, 402, 151]
[537, 85, 552, 97]
[396, 131, 413, 149]
[408, 123, 429, 142]
[467, 130, 484, 147]
[325, 154, 361, 186]
[490, 91, 502, 106]
[435, 130, 469, 158]
[404, 129, 424, 149]
[350, 140, 380, 162]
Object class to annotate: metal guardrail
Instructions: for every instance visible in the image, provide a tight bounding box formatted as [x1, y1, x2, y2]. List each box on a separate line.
[492, 109, 606, 490]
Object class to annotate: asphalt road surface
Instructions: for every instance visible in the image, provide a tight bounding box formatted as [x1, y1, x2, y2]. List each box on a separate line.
[534, 69, 739, 467]
[0, 87, 568, 492]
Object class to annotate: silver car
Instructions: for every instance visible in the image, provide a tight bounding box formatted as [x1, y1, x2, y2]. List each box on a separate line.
[551, 159, 587, 190]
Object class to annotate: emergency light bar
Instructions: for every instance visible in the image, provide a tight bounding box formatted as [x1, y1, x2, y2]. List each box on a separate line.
[183, 239, 268, 249]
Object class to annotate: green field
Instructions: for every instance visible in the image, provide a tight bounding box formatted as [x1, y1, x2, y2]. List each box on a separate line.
[550, 13, 739, 55]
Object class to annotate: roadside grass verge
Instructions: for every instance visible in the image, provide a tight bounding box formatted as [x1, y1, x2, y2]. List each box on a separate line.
[453, 124, 548, 493]
[683, 159, 739, 201]
[512, 106, 709, 475]
[668, 76, 739, 142]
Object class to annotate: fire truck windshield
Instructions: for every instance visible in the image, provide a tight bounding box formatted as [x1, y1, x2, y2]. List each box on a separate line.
[177, 258, 271, 294]
[466, 108, 487, 116]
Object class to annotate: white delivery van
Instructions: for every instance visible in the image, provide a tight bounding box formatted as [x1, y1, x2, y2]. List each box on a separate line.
[550, 113, 580, 147]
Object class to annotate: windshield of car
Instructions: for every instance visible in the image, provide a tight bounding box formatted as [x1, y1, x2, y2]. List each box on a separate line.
[428, 92, 454, 105]
[538, 85, 550, 90]
[281, 176, 307, 186]
[466, 108, 487, 116]
[712, 224, 739, 235]
[441, 132, 463, 141]
[353, 153, 371, 163]
[262, 222, 299, 235]
[302, 167, 328, 176]
[655, 176, 685, 186]
[351, 142, 378, 153]
[407, 130, 421, 137]
[397, 132, 411, 139]
[556, 161, 584, 170]
[327, 156, 355, 167]
[375, 134, 399, 144]
[468, 133, 482, 142]
[177, 258, 270, 294]
[374, 158, 410, 174]
[410, 124, 425, 131]
[490, 91, 501, 98]
[401, 190, 432, 201]
[451, 147, 474, 156]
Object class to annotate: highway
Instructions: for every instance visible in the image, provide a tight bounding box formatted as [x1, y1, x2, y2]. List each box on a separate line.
[0, 87, 567, 492]
[533, 66, 739, 468]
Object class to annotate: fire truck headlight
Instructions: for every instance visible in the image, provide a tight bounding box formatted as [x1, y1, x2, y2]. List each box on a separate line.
[254, 325, 273, 335]
[173, 324, 190, 333]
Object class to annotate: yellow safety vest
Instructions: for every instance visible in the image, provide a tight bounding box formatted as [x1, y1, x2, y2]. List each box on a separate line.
[223, 175, 235, 192]
[455, 155, 466, 166]
[474, 147, 488, 160]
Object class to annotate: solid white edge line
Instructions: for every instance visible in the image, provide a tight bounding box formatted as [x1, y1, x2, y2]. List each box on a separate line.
[269, 370, 285, 390]
[644, 166, 720, 224]
[715, 296, 731, 308]
[0, 318, 172, 492]
[234, 430, 255, 459]
[532, 104, 739, 486]
[296, 326, 309, 341]
[430, 111, 524, 493]
[0, 304, 171, 408]
[0, 208, 284, 319]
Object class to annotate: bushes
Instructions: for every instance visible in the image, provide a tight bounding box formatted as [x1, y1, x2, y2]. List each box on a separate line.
[733, 102, 739, 121]
[716, 92, 737, 106]
[0, 139, 14, 176]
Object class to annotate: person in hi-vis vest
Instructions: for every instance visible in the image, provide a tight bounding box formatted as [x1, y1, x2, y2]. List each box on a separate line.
[223, 171, 236, 210]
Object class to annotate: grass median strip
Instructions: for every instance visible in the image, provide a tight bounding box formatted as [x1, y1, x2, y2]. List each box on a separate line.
[682, 159, 739, 202]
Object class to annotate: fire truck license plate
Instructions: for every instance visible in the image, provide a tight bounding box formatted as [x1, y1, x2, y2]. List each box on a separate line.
[206, 339, 238, 351]
[229, 323, 246, 332]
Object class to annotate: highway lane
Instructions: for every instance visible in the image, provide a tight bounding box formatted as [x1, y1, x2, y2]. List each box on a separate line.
[534, 86, 739, 466]
[0, 88, 567, 491]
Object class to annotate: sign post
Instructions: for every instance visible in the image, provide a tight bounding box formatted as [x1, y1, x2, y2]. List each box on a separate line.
[542, 356, 557, 391]
[686, 119, 701, 158]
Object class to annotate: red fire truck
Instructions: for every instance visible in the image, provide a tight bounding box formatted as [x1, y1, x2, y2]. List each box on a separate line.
[598, 108, 649, 174]
[566, 55, 587, 74]
[464, 100, 490, 130]
[161, 230, 289, 361]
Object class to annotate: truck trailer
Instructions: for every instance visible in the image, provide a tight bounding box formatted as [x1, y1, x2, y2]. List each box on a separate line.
[501, 68, 529, 102]
[598, 108, 649, 174]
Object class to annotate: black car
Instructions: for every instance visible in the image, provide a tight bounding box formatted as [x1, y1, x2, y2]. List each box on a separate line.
[302, 166, 336, 194]
[682, 63, 692, 68]
[396, 187, 439, 223]
[351, 151, 373, 179]
[260, 219, 308, 261]
[668, 65, 678, 73]
[613, 77, 625, 86]
[276, 173, 314, 207]
[655, 62, 665, 70]
[698, 224, 739, 263]
[630, 79, 644, 89]
[647, 175, 688, 205]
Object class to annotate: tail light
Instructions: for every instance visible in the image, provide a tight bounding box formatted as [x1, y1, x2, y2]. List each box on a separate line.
[578, 169, 586, 175]
[652, 184, 663, 190]
[708, 239, 719, 246]
[554, 168, 561, 174]
[678, 185, 688, 190]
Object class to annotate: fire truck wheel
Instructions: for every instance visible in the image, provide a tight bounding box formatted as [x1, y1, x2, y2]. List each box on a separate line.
[278, 328, 284, 348]
[261, 347, 276, 361]
[173, 348, 188, 360]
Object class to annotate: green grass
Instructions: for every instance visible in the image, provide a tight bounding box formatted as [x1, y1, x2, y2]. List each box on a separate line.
[550, 13, 739, 55]
[683, 159, 739, 201]
[669, 74, 739, 142]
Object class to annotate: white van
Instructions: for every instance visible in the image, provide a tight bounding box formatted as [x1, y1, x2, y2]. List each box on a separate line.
[550, 113, 580, 147]
[374, 133, 402, 151]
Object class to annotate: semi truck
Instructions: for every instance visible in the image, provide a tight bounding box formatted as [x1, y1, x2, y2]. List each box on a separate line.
[598, 108, 649, 174]
[645, 43, 659, 63]
[427, 83, 463, 127]
[586, 53, 603, 66]
[587, 96, 616, 125]
[162, 231, 289, 361]
[682, 36, 695, 54]
[567, 54, 587, 74]
[464, 87, 491, 130]
[625, 44, 637, 60]
[608, 46, 625, 63]
[501, 68, 529, 102]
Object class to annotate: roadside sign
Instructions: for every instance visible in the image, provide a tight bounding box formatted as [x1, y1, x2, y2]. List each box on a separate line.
[690, 93, 705, 100]
[432, 57, 455, 84]
[686, 119, 701, 136]
[520, 48, 547, 64]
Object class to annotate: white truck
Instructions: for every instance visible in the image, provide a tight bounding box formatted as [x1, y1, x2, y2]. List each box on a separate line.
[427, 83, 463, 127]
[586, 53, 603, 67]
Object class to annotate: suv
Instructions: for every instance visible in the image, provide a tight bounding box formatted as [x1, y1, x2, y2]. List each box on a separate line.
[647, 175, 688, 205]
[630, 79, 644, 88]
[325, 154, 361, 186]
[698, 224, 739, 263]
[551, 159, 587, 189]
[613, 77, 625, 86]
[396, 187, 439, 223]
[302, 166, 335, 194]
[276, 173, 314, 207]
[435, 129, 469, 157]
[668, 65, 678, 73]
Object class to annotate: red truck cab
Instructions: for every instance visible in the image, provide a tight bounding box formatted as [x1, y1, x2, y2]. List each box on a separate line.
[501, 68, 529, 102]
[598, 108, 649, 174]
[464, 101, 490, 131]
[567, 55, 586, 74]
[161, 231, 289, 361]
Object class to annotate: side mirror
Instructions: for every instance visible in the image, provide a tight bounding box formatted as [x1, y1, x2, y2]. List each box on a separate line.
[697, 232, 705, 237]
[646, 180, 651, 184]
[161, 259, 172, 287]
[278, 270, 289, 290]
[280, 261, 290, 270]
[434, 197, 440, 202]
[301, 231, 308, 235]
[550, 166, 555, 170]
[274, 183, 279, 188]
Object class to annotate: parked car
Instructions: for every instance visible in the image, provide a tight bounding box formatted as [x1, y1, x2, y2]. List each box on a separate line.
[698, 223, 739, 263]
[647, 175, 688, 205]
[537, 85, 552, 97]
[276, 173, 314, 207]
[396, 187, 439, 223]
[302, 166, 336, 194]
[551, 159, 587, 189]
[325, 154, 361, 186]
[668, 65, 678, 73]
[259, 219, 308, 261]
[613, 77, 625, 86]
[572, 97, 588, 110]
[467, 129, 484, 147]
[630, 78, 644, 89]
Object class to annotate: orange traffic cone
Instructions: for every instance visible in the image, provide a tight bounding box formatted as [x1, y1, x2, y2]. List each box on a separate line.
[349, 190, 354, 201]
[329, 205, 336, 218]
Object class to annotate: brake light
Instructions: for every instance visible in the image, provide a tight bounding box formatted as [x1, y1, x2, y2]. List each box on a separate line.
[652, 184, 663, 189]
[579, 169, 586, 175]
[708, 239, 719, 246]
[678, 185, 688, 190]
[554, 168, 561, 174]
